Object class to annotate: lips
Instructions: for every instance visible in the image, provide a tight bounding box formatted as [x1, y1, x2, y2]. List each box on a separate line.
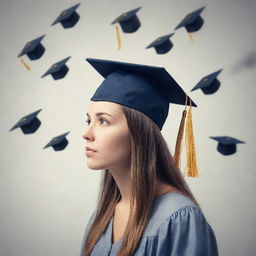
[86, 146, 97, 152]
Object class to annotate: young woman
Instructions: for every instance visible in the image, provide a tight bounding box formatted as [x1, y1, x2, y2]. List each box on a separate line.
[80, 58, 219, 256]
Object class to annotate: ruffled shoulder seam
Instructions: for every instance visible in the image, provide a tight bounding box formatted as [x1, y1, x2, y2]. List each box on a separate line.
[170, 204, 201, 220]
[151, 205, 202, 236]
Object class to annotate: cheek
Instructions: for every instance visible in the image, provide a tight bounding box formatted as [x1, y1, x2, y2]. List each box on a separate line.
[86, 127, 131, 170]
[98, 129, 131, 158]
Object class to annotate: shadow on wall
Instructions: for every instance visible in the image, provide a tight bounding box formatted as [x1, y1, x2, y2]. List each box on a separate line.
[232, 49, 256, 73]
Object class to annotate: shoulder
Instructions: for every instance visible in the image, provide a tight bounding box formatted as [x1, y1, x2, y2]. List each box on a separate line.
[150, 192, 198, 222]
[139, 194, 219, 255]
[82, 209, 97, 240]
[143, 192, 200, 236]
[80, 209, 98, 256]
[88, 208, 97, 224]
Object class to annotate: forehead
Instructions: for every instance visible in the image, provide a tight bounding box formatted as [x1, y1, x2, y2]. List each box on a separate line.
[87, 101, 123, 116]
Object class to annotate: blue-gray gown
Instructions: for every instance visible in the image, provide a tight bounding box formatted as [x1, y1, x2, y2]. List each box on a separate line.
[80, 192, 219, 256]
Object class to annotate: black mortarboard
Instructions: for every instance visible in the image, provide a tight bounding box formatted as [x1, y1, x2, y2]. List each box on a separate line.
[44, 131, 70, 151]
[175, 7, 206, 33]
[111, 7, 142, 33]
[86, 58, 197, 130]
[146, 33, 175, 54]
[9, 109, 42, 134]
[191, 69, 223, 94]
[41, 57, 71, 80]
[18, 35, 46, 60]
[52, 3, 80, 28]
[210, 136, 245, 155]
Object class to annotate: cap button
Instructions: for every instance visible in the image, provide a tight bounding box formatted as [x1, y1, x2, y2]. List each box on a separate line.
[61, 10, 67, 16]
[26, 42, 32, 48]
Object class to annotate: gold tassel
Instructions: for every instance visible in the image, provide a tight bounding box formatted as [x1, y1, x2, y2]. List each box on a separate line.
[115, 25, 122, 50]
[188, 33, 194, 43]
[173, 95, 188, 169]
[20, 57, 31, 70]
[184, 99, 200, 177]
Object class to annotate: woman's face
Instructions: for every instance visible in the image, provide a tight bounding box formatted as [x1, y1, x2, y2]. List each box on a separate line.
[82, 101, 131, 170]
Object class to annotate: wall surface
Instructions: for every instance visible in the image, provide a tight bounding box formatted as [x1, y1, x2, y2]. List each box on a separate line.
[0, 0, 256, 255]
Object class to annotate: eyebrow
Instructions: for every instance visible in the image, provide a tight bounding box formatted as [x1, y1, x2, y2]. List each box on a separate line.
[86, 112, 113, 118]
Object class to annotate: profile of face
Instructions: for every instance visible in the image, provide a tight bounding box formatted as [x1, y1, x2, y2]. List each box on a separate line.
[82, 101, 131, 171]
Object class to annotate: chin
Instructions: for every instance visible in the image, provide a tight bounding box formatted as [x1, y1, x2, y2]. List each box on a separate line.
[87, 161, 107, 170]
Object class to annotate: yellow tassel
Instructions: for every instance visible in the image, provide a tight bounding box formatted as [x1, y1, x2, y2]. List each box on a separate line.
[173, 95, 188, 169]
[184, 99, 200, 177]
[188, 33, 194, 43]
[173, 110, 187, 168]
[20, 57, 31, 70]
[115, 25, 122, 50]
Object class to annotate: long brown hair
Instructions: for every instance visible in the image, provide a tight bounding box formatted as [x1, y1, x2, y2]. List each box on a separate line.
[83, 105, 201, 256]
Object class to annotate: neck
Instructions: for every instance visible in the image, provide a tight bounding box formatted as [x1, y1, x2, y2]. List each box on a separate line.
[109, 166, 178, 207]
[109, 164, 131, 206]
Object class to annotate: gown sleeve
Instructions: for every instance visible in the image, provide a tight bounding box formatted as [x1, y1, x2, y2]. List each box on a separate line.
[155, 205, 219, 256]
[80, 209, 97, 256]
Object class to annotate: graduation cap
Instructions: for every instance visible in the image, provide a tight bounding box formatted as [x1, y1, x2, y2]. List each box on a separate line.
[86, 58, 197, 130]
[41, 57, 71, 80]
[9, 109, 42, 134]
[18, 35, 46, 60]
[175, 7, 206, 33]
[86, 58, 199, 177]
[146, 33, 175, 54]
[44, 131, 70, 151]
[191, 69, 223, 94]
[210, 136, 245, 155]
[111, 7, 142, 33]
[52, 3, 80, 28]
[111, 7, 142, 50]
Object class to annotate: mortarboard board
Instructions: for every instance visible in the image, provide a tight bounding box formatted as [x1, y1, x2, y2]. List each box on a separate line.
[86, 58, 199, 176]
[44, 131, 70, 151]
[210, 136, 245, 155]
[86, 58, 197, 130]
[18, 35, 46, 60]
[175, 7, 205, 33]
[41, 56, 71, 80]
[146, 33, 175, 54]
[52, 3, 80, 28]
[111, 7, 142, 33]
[191, 69, 223, 94]
[9, 109, 42, 134]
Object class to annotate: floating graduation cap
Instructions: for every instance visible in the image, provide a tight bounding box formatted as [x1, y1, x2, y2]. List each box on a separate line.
[52, 3, 80, 28]
[44, 131, 70, 151]
[191, 69, 223, 94]
[210, 136, 245, 155]
[9, 109, 42, 134]
[175, 7, 206, 33]
[41, 57, 71, 80]
[146, 33, 175, 54]
[111, 7, 142, 33]
[18, 35, 46, 61]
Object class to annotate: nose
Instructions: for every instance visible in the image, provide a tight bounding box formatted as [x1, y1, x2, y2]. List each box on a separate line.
[82, 126, 95, 141]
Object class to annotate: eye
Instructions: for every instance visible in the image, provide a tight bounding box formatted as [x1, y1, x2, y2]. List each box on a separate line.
[99, 118, 109, 125]
[85, 119, 91, 125]
[85, 118, 109, 126]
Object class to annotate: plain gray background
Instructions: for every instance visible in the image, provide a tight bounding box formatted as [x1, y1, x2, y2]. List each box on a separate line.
[1, 0, 256, 255]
